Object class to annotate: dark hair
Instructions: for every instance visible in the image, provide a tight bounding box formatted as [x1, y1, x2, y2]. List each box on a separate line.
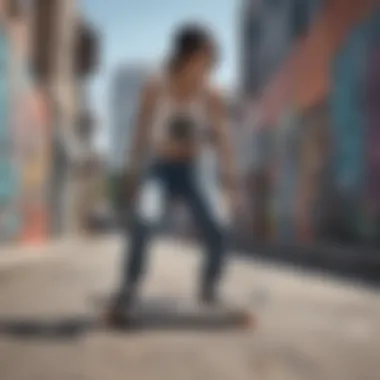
[169, 23, 217, 72]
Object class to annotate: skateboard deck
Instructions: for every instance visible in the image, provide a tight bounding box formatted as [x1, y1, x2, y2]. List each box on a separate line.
[90, 295, 256, 331]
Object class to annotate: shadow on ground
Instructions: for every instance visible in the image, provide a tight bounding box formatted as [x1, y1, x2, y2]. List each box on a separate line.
[0, 298, 251, 340]
[0, 317, 90, 340]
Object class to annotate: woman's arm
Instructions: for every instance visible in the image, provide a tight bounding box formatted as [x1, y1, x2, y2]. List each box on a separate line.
[207, 89, 238, 189]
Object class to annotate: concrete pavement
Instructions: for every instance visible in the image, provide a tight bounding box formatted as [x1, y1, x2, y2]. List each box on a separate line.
[0, 236, 379, 379]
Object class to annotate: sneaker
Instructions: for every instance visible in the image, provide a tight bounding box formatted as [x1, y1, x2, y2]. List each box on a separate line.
[105, 287, 136, 326]
[105, 303, 125, 326]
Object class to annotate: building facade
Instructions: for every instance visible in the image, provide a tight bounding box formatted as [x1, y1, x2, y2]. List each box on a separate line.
[242, 0, 380, 246]
[241, 0, 321, 97]
[0, 0, 51, 244]
[0, 0, 99, 245]
[109, 64, 149, 173]
[32, 0, 99, 237]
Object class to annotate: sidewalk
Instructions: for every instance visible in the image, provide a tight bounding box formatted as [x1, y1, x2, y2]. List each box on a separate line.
[0, 236, 110, 269]
[0, 236, 379, 380]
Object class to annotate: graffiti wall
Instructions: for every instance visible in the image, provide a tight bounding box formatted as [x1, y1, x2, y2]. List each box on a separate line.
[0, 18, 51, 246]
[0, 27, 20, 243]
[248, 2, 380, 246]
[15, 79, 50, 244]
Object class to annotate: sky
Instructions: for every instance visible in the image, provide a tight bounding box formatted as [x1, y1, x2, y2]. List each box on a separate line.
[81, 0, 238, 151]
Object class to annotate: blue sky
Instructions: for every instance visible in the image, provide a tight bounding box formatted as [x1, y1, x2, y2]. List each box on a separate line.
[82, 0, 238, 150]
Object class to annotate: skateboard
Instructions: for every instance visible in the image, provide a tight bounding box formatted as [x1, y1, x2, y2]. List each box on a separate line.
[90, 295, 256, 331]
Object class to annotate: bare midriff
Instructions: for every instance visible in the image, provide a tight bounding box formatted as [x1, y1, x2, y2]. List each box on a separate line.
[156, 140, 197, 161]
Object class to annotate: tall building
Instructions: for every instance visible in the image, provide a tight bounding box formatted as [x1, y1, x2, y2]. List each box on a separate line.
[240, 0, 322, 243]
[240, 0, 321, 97]
[243, 0, 380, 245]
[32, 0, 99, 236]
[240, 0, 261, 97]
[0, 0, 99, 244]
[109, 64, 149, 173]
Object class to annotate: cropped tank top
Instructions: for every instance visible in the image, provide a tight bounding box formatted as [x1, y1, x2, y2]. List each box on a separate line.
[149, 71, 208, 158]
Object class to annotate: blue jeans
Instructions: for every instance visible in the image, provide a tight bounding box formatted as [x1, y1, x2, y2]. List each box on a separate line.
[118, 159, 226, 296]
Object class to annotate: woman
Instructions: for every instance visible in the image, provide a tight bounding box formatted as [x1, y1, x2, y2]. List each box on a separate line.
[109, 24, 239, 319]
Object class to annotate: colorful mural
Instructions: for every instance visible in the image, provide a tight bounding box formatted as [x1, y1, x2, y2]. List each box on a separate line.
[365, 14, 380, 235]
[248, 2, 380, 246]
[16, 78, 50, 244]
[0, 18, 51, 246]
[0, 27, 20, 243]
